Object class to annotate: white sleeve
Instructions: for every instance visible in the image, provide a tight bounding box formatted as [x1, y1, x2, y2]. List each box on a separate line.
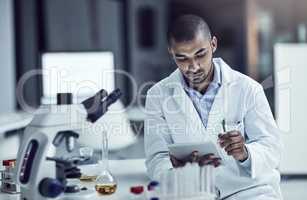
[144, 87, 173, 180]
[237, 148, 251, 169]
[241, 85, 283, 179]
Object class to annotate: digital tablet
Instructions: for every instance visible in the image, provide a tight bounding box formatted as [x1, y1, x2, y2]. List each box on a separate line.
[168, 141, 223, 162]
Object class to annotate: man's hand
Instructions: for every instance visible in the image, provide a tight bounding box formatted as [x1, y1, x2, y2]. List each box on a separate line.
[218, 131, 248, 162]
[170, 151, 221, 168]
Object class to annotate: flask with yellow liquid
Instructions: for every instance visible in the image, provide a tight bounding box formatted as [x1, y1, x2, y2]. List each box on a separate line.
[95, 130, 117, 195]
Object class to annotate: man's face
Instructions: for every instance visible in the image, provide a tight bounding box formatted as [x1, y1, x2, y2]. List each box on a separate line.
[169, 32, 217, 86]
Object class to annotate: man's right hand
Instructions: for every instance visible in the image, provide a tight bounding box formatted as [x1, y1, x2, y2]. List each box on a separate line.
[170, 151, 221, 168]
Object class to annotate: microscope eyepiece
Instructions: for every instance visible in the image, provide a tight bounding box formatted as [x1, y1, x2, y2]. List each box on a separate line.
[57, 93, 73, 105]
[82, 89, 108, 110]
[105, 88, 122, 107]
[82, 88, 122, 123]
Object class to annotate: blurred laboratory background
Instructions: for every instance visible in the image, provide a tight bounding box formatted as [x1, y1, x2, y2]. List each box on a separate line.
[0, 0, 307, 199]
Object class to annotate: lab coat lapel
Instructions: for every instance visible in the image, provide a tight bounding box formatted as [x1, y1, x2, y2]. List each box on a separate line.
[169, 70, 207, 141]
[206, 84, 226, 135]
[173, 85, 207, 139]
[206, 58, 235, 135]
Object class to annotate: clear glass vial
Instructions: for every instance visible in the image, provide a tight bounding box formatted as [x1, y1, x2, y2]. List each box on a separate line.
[95, 131, 117, 195]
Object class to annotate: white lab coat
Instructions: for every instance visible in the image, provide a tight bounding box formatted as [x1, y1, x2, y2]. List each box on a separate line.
[144, 58, 283, 199]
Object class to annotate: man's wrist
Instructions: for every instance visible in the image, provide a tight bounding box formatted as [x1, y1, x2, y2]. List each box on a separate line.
[239, 145, 249, 162]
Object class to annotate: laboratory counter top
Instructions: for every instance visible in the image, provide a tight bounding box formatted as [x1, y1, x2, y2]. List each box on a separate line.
[0, 159, 150, 200]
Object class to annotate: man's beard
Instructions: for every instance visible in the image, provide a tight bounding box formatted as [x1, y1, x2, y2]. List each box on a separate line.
[186, 63, 213, 86]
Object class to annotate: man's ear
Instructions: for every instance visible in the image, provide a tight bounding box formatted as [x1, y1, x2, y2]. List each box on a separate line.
[211, 36, 218, 53]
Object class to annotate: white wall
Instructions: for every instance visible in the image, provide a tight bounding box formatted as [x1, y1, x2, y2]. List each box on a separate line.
[274, 44, 307, 174]
[0, 0, 15, 113]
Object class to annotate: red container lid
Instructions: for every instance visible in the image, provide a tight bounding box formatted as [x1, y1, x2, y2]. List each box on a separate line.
[2, 159, 16, 167]
[130, 186, 144, 194]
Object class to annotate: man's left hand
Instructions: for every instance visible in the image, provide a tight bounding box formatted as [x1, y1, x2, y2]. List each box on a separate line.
[218, 131, 248, 162]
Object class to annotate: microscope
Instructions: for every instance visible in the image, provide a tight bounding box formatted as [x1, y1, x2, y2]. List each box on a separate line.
[15, 88, 122, 200]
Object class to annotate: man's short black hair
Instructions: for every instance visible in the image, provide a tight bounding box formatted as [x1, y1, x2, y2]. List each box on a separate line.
[167, 14, 212, 46]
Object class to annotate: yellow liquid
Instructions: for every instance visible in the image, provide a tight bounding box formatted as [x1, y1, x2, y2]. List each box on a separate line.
[95, 183, 117, 195]
[80, 175, 97, 182]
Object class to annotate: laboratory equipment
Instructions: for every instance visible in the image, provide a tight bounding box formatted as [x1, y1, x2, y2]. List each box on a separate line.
[79, 163, 97, 182]
[39, 156, 93, 199]
[15, 88, 122, 200]
[95, 131, 117, 195]
[157, 163, 216, 200]
[0, 112, 33, 133]
[147, 181, 159, 191]
[0, 159, 20, 194]
[130, 185, 145, 199]
[41, 52, 136, 151]
[0, 112, 33, 162]
[79, 147, 93, 159]
[146, 181, 160, 200]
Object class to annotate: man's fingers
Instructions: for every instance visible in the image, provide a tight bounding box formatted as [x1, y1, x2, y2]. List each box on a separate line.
[220, 137, 242, 148]
[191, 151, 199, 162]
[219, 134, 244, 148]
[170, 155, 184, 167]
[220, 133, 242, 141]
[212, 159, 221, 167]
[199, 158, 221, 167]
[199, 156, 220, 164]
[170, 155, 178, 165]
[198, 154, 218, 166]
[199, 153, 214, 160]
[183, 151, 199, 163]
[170, 153, 223, 168]
[227, 148, 243, 156]
[199, 157, 221, 166]
[218, 131, 240, 140]
[224, 142, 244, 152]
[170, 154, 177, 161]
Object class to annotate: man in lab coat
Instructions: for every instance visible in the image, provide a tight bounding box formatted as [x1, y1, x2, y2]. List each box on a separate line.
[144, 14, 283, 199]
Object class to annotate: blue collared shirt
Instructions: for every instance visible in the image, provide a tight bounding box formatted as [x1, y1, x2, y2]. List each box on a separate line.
[180, 64, 222, 128]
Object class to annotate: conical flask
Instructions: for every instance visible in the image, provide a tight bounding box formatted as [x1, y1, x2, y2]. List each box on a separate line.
[95, 130, 117, 195]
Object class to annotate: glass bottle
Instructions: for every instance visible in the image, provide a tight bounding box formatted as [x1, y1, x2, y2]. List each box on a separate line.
[95, 131, 117, 195]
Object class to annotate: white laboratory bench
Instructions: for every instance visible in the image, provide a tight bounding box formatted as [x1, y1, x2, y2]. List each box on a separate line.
[0, 159, 149, 200]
